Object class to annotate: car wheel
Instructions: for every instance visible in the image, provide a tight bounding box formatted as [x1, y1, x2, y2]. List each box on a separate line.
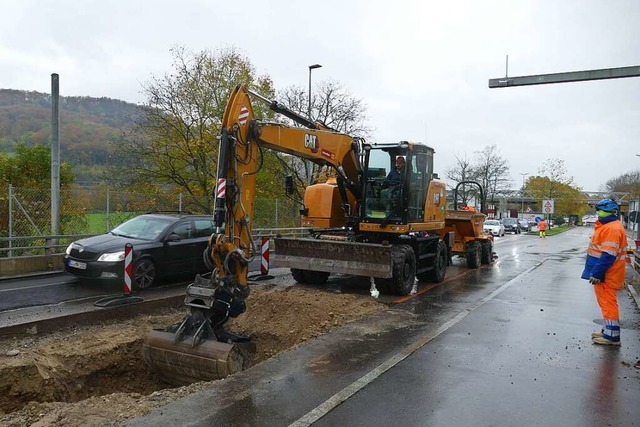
[133, 258, 157, 290]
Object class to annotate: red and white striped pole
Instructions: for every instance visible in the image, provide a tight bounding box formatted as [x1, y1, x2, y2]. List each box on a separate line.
[261, 238, 269, 275]
[123, 243, 133, 295]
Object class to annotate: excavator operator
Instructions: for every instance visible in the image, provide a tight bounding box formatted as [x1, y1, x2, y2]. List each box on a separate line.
[381, 155, 406, 216]
[385, 155, 405, 184]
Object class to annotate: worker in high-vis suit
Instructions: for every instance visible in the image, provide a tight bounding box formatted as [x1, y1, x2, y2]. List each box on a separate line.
[581, 198, 628, 346]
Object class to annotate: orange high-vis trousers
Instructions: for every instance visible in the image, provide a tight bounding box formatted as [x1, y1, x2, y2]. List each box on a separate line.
[593, 281, 619, 320]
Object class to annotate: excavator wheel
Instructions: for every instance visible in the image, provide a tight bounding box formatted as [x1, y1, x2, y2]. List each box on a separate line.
[417, 240, 447, 283]
[375, 245, 416, 295]
[291, 268, 330, 285]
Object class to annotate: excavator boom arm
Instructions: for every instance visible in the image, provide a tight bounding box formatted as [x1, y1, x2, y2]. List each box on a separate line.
[215, 84, 364, 262]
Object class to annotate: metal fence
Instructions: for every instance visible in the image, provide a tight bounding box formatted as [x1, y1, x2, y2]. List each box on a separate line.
[0, 227, 310, 258]
[0, 185, 301, 257]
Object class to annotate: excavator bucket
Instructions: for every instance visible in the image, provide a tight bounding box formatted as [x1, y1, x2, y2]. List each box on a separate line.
[142, 330, 255, 386]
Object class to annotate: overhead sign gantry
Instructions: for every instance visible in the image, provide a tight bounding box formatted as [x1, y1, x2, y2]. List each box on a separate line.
[488, 64, 640, 88]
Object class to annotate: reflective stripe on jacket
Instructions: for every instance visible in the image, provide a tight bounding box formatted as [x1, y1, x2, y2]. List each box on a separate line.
[581, 215, 628, 288]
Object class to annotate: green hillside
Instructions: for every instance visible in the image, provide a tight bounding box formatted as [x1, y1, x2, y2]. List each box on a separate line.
[0, 89, 143, 184]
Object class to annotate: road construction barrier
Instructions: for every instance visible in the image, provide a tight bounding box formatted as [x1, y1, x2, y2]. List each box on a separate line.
[261, 238, 269, 274]
[124, 243, 133, 294]
[94, 243, 143, 307]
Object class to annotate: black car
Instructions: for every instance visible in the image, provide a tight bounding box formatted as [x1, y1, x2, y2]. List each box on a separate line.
[502, 218, 521, 234]
[65, 213, 215, 289]
[518, 218, 532, 232]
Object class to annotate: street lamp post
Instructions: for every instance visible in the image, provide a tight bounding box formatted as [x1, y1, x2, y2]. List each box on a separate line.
[306, 64, 322, 184]
[519, 172, 528, 218]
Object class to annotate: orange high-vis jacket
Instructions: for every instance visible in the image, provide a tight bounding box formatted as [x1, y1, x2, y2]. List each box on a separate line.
[538, 220, 548, 231]
[581, 217, 628, 288]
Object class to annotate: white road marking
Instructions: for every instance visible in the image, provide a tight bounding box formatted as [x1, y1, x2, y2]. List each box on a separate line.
[288, 262, 544, 427]
[0, 280, 73, 292]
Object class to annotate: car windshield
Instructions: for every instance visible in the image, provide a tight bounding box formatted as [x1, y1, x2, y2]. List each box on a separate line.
[485, 220, 500, 226]
[111, 216, 174, 240]
[503, 219, 517, 224]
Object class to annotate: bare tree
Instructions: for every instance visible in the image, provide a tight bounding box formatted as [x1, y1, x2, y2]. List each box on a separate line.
[536, 158, 576, 200]
[445, 154, 478, 207]
[277, 79, 371, 185]
[472, 144, 511, 210]
[605, 170, 640, 197]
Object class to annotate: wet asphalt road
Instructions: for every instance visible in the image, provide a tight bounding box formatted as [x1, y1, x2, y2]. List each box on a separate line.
[0, 259, 265, 312]
[0, 273, 113, 311]
[127, 227, 640, 427]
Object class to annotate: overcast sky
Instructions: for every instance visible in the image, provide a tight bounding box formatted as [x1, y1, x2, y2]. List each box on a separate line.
[1, 0, 639, 191]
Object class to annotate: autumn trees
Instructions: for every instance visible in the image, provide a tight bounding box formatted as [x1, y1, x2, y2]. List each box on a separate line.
[445, 147, 600, 220]
[109, 47, 275, 214]
[110, 47, 370, 219]
[526, 159, 588, 221]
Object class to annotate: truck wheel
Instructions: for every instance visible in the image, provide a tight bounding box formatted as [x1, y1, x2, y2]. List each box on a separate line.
[390, 245, 416, 295]
[418, 240, 447, 283]
[480, 240, 493, 265]
[465, 241, 481, 269]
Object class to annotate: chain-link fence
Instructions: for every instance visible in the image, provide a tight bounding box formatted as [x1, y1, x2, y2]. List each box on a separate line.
[0, 185, 301, 256]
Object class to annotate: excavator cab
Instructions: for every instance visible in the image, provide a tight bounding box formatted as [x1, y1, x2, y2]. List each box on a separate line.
[361, 142, 436, 226]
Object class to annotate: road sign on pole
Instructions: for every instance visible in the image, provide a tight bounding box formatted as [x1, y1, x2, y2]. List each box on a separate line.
[542, 199, 555, 214]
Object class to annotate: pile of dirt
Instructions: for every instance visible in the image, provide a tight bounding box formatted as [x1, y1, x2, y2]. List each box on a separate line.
[0, 283, 385, 427]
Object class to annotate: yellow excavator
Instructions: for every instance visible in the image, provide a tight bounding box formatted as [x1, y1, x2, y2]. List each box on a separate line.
[142, 84, 492, 385]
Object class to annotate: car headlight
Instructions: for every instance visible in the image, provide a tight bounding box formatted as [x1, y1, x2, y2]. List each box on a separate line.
[97, 251, 125, 262]
[65, 243, 74, 255]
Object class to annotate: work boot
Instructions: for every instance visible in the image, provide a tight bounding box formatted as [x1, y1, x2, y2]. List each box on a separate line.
[592, 336, 621, 346]
[591, 330, 604, 339]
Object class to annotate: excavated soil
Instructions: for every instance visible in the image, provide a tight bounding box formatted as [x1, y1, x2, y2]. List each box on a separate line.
[0, 280, 385, 427]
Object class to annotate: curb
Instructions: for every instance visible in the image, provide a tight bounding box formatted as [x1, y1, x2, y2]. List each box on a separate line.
[628, 282, 640, 310]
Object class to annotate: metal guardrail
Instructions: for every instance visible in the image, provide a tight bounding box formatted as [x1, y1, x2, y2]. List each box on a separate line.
[0, 228, 309, 258]
[0, 234, 96, 257]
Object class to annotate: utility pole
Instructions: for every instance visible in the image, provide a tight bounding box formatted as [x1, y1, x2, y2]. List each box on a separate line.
[51, 74, 60, 241]
[520, 172, 528, 218]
